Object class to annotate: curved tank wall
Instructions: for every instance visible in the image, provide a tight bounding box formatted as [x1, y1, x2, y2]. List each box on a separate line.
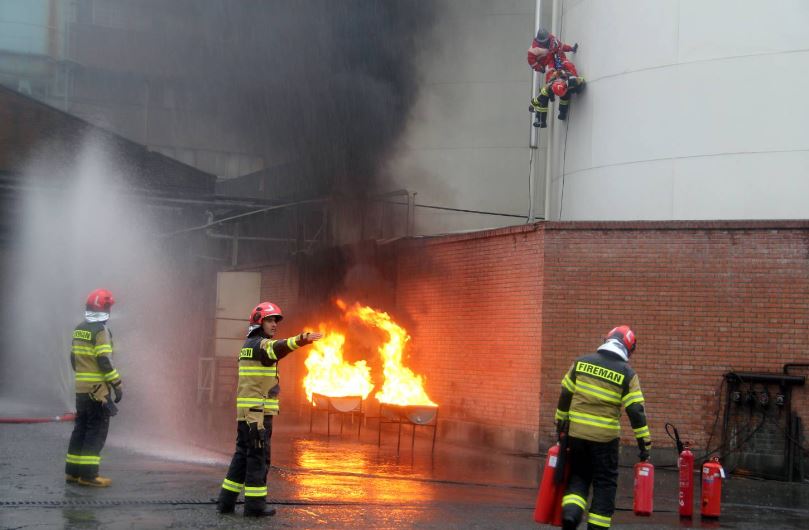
[548, 0, 809, 220]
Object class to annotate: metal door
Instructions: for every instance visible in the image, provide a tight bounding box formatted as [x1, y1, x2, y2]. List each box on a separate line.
[214, 271, 261, 357]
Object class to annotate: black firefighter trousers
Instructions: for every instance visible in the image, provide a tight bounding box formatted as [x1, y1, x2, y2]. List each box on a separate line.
[217, 417, 273, 514]
[65, 394, 110, 479]
[561, 436, 619, 529]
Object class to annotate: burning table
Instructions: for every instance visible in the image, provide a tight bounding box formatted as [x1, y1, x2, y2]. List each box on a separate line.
[378, 402, 439, 455]
[303, 331, 372, 437]
[302, 301, 439, 451]
[308, 392, 364, 437]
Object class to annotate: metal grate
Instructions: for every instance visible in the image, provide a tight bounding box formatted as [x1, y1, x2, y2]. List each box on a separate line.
[0, 499, 215, 507]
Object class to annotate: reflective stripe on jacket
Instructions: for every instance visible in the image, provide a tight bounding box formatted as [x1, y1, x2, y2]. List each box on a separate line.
[235, 333, 299, 423]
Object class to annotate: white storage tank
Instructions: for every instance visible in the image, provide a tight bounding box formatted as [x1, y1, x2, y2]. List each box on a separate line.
[549, 0, 809, 220]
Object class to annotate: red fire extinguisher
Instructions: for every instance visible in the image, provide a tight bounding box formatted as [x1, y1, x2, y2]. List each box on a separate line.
[633, 460, 654, 516]
[701, 457, 725, 518]
[678, 442, 694, 517]
[534, 433, 570, 526]
[666, 422, 695, 518]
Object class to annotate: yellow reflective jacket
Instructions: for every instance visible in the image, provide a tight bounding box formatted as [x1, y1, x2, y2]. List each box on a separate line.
[235, 331, 300, 424]
[556, 347, 651, 446]
[70, 321, 121, 402]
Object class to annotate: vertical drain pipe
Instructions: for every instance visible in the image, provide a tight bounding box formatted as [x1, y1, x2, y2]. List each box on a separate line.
[532, 0, 546, 454]
[542, 0, 560, 222]
[527, 0, 543, 222]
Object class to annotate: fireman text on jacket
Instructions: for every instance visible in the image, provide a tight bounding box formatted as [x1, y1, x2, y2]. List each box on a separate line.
[73, 330, 92, 341]
[575, 362, 624, 385]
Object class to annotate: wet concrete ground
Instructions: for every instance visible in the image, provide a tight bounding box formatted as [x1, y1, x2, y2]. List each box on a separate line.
[1, 420, 808, 529]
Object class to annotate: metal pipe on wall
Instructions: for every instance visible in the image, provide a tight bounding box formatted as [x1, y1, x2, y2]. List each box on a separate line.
[527, 0, 542, 222]
[529, 0, 542, 151]
[542, 0, 560, 222]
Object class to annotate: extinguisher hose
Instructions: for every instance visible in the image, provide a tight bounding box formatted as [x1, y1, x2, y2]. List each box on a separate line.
[0, 413, 75, 424]
[665, 422, 684, 454]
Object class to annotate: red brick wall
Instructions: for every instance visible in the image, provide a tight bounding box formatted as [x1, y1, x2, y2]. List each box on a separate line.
[540, 221, 809, 450]
[256, 221, 809, 453]
[396, 225, 544, 442]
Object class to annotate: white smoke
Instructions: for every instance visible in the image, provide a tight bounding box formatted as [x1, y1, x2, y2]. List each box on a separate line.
[3, 135, 200, 457]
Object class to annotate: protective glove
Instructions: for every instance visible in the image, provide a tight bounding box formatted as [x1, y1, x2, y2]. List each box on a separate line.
[103, 400, 118, 417]
[298, 332, 323, 345]
[555, 419, 569, 441]
[111, 382, 123, 404]
[248, 422, 264, 449]
[637, 438, 651, 462]
[572, 42, 579, 53]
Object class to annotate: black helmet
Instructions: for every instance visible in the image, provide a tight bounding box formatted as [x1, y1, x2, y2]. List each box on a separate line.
[535, 28, 550, 47]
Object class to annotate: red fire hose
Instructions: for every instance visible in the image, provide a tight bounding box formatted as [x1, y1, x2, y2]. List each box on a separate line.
[0, 412, 75, 424]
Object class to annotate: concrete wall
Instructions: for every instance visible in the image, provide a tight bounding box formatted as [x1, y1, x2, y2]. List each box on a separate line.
[384, 0, 538, 234]
[552, 0, 809, 220]
[0, 0, 266, 178]
[386, 0, 809, 230]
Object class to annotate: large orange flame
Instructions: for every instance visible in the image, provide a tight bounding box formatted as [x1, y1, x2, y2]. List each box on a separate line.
[302, 325, 374, 402]
[346, 304, 436, 407]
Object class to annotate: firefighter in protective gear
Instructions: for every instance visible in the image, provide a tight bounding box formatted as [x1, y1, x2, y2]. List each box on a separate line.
[555, 326, 651, 530]
[65, 289, 122, 488]
[216, 302, 322, 517]
[531, 64, 586, 128]
[527, 27, 578, 74]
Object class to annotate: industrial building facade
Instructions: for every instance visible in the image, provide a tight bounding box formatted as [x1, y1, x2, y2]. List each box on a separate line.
[221, 220, 809, 480]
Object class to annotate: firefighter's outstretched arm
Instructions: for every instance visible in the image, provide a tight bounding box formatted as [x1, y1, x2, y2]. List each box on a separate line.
[623, 374, 651, 460]
[260, 332, 323, 363]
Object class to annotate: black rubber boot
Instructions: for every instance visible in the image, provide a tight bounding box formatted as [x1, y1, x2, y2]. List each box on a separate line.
[216, 490, 237, 514]
[562, 504, 582, 529]
[244, 506, 276, 517]
[558, 103, 569, 121]
[535, 111, 547, 128]
[562, 517, 578, 530]
[244, 497, 276, 517]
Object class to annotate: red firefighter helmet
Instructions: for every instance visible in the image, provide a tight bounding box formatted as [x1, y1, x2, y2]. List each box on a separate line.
[607, 325, 636, 354]
[86, 288, 115, 312]
[249, 301, 283, 325]
[551, 79, 568, 97]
